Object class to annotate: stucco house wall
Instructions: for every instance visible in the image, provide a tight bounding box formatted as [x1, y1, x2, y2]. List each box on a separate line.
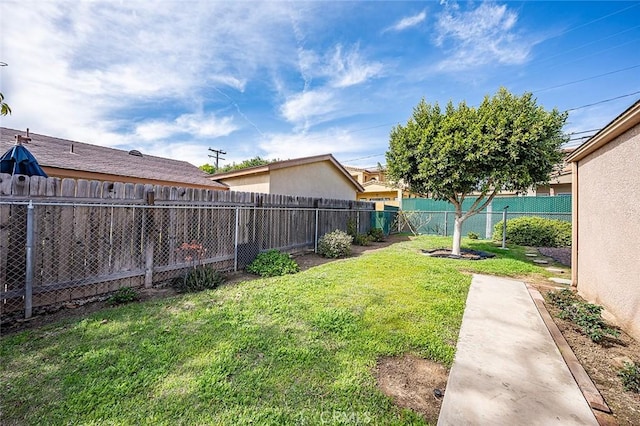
[570, 102, 640, 340]
[212, 154, 363, 201]
[270, 162, 356, 200]
[217, 173, 270, 194]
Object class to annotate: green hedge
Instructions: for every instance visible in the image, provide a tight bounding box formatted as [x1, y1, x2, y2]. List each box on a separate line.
[493, 216, 571, 247]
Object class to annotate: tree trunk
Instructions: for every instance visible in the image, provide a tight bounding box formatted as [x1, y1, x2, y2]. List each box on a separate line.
[452, 215, 464, 256]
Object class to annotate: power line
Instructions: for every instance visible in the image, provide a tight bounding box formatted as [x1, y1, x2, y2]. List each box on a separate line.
[533, 64, 640, 93]
[567, 128, 600, 135]
[566, 91, 640, 112]
[544, 3, 640, 41]
[532, 25, 640, 67]
[342, 153, 386, 163]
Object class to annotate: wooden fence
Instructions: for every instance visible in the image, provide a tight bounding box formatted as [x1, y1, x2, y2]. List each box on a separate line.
[1, 173, 383, 318]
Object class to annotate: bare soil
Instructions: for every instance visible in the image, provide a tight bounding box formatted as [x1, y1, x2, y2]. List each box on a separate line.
[376, 354, 449, 424]
[540, 288, 640, 425]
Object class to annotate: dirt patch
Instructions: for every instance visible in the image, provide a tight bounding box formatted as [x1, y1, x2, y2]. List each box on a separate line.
[539, 288, 640, 425]
[376, 354, 449, 424]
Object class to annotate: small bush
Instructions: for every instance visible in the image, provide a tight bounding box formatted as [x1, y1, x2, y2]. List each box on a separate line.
[493, 216, 571, 247]
[108, 287, 139, 305]
[467, 231, 479, 240]
[318, 229, 353, 258]
[368, 228, 385, 242]
[548, 289, 619, 343]
[172, 266, 224, 293]
[618, 361, 640, 393]
[353, 233, 372, 246]
[246, 249, 299, 277]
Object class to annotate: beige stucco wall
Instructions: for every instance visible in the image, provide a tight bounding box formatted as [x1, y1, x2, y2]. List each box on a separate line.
[270, 162, 356, 200]
[218, 173, 270, 194]
[575, 123, 640, 340]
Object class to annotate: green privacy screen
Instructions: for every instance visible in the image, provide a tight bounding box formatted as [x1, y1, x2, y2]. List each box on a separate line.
[400, 196, 571, 238]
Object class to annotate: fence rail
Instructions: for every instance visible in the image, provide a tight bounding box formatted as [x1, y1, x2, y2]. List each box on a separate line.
[1, 200, 397, 319]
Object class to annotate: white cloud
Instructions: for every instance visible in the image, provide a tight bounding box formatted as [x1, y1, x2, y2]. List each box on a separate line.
[134, 113, 238, 141]
[386, 10, 427, 32]
[434, 3, 531, 71]
[327, 44, 383, 88]
[259, 128, 369, 160]
[0, 1, 307, 151]
[280, 90, 337, 128]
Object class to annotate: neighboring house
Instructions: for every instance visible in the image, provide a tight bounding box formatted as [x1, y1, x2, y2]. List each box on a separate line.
[0, 127, 227, 190]
[212, 154, 364, 200]
[567, 100, 640, 340]
[345, 165, 418, 207]
[532, 147, 575, 196]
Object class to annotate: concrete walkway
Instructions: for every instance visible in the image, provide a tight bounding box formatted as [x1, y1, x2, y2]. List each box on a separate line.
[438, 274, 597, 425]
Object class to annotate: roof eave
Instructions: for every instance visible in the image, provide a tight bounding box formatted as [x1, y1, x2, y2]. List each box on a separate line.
[567, 100, 640, 163]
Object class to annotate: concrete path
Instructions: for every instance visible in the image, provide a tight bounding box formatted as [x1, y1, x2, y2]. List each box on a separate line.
[438, 274, 597, 425]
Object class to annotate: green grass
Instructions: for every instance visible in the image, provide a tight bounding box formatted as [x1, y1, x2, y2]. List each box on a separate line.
[0, 236, 553, 425]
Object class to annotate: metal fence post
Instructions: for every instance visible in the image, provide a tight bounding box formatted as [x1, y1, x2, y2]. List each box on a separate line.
[444, 211, 448, 236]
[234, 207, 239, 271]
[314, 209, 319, 253]
[501, 205, 509, 249]
[25, 200, 35, 319]
[485, 202, 493, 239]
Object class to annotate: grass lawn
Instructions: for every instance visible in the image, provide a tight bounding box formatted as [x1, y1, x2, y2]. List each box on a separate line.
[0, 236, 553, 425]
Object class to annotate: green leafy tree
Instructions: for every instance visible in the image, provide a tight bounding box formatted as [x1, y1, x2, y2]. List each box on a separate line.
[386, 88, 567, 255]
[1, 92, 11, 116]
[216, 156, 278, 174]
[199, 163, 217, 174]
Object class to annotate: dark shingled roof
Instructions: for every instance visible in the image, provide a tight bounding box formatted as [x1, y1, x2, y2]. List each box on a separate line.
[1, 127, 227, 189]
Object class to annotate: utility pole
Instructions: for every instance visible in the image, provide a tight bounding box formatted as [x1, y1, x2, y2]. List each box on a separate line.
[208, 148, 227, 170]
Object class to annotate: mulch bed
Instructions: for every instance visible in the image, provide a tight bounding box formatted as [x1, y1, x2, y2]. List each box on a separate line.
[421, 248, 496, 260]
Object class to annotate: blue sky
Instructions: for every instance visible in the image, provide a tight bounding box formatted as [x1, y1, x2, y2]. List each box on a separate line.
[1, 1, 639, 168]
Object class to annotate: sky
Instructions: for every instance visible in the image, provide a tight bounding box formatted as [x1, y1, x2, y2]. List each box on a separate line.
[1, 1, 639, 169]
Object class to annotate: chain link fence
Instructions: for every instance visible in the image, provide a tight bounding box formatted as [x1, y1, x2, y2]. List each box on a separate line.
[1, 201, 397, 319]
[396, 210, 571, 238]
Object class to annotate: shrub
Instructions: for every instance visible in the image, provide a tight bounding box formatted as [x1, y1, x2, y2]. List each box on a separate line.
[467, 231, 479, 240]
[246, 249, 299, 277]
[318, 229, 353, 258]
[107, 287, 139, 305]
[493, 216, 571, 247]
[548, 289, 619, 343]
[368, 227, 385, 242]
[353, 233, 372, 246]
[618, 361, 640, 393]
[172, 266, 224, 293]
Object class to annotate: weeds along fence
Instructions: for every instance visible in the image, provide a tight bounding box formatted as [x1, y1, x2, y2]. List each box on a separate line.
[1, 173, 397, 318]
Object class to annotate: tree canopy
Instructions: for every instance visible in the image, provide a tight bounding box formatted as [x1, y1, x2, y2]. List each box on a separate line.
[199, 156, 279, 175]
[386, 87, 568, 254]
